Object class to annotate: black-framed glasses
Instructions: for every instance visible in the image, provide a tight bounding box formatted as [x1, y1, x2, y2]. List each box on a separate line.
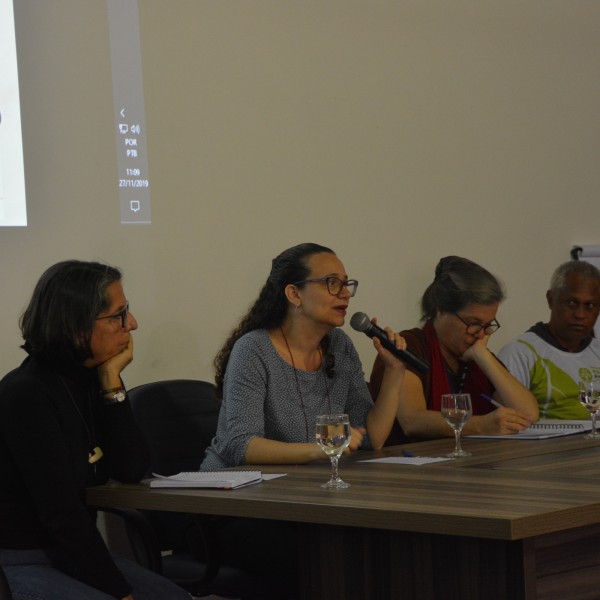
[294, 276, 358, 297]
[454, 312, 500, 336]
[96, 302, 129, 328]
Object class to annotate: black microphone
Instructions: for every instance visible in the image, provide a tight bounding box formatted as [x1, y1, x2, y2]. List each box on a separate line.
[350, 312, 430, 373]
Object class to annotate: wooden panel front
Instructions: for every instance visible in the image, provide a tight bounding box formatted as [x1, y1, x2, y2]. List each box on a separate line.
[296, 524, 536, 600]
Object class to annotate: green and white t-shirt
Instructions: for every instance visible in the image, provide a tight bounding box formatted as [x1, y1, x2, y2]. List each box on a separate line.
[498, 330, 600, 419]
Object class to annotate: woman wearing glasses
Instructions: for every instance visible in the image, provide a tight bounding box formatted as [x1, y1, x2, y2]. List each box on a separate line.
[202, 242, 407, 469]
[0, 261, 191, 600]
[199, 243, 406, 598]
[369, 256, 538, 444]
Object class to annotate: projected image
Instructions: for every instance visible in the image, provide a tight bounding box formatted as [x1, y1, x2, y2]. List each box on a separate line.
[0, 0, 27, 226]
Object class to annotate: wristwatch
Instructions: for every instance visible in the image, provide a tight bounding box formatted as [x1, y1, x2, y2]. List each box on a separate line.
[103, 390, 127, 404]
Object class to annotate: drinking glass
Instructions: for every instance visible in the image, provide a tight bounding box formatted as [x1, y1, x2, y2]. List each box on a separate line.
[441, 393, 473, 458]
[315, 414, 351, 489]
[578, 380, 600, 439]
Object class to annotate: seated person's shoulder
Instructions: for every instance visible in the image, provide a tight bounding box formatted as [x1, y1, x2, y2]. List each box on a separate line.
[589, 336, 600, 350]
[0, 357, 47, 391]
[329, 326, 352, 348]
[498, 331, 543, 356]
[0, 360, 55, 415]
[401, 326, 426, 347]
[233, 329, 269, 354]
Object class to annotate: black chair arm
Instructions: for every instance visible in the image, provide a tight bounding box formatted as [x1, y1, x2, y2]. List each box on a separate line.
[98, 507, 163, 574]
[0, 565, 13, 600]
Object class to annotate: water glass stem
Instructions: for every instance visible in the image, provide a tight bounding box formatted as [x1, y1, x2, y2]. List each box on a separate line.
[453, 428, 463, 454]
[330, 454, 340, 482]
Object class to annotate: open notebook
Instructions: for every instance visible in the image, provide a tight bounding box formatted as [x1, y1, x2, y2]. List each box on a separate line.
[468, 419, 593, 440]
[144, 471, 263, 489]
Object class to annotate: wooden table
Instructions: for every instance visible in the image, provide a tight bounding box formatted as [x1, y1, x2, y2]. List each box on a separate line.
[87, 434, 600, 600]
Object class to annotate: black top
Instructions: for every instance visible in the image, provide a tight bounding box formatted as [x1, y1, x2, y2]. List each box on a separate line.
[0, 355, 150, 598]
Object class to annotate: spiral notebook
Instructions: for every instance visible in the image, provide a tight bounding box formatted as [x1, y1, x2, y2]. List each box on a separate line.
[469, 419, 593, 440]
[145, 471, 263, 489]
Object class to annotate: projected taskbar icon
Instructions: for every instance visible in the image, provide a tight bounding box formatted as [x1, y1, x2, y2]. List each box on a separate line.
[121, 196, 151, 225]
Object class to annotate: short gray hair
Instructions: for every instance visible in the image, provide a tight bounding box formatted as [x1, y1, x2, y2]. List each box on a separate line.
[549, 260, 600, 295]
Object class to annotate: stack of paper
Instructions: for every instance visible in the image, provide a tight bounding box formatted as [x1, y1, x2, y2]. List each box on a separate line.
[146, 471, 263, 489]
[469, 419, 593, 440]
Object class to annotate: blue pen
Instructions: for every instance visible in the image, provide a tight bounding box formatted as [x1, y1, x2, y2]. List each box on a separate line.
[481, 393, 502, 409]
[402, 450, 414, 457]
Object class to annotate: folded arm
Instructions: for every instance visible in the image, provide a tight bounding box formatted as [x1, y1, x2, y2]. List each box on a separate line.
[244, 436, 326, 464]
[463, 340, 539, 422]
[397, 372, 537, 439]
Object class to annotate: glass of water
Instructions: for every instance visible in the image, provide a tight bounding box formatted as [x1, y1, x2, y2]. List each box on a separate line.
[441, 393, 473, 458]
[315, 414, 351, 489]
[579, 380, 600, 439]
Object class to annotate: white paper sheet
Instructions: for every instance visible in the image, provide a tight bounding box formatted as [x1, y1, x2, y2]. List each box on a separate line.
[360, 456, 452, 465]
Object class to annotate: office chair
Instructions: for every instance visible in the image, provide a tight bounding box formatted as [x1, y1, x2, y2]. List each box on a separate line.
[101, 379, 273, 598]
[97, 379, 220, 593]
[0, 566, 13, 600]
[99, 506, 163, 574]
[127, 379, 222, 592]
[97, 379, 295, 599]
[128, 379, 220, 476]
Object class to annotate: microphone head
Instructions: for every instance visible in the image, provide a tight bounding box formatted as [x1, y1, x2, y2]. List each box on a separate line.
[350, 312, 371, 333]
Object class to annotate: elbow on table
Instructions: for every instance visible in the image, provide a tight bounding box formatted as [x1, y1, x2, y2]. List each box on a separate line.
[504, 390, 539, 422]
[370, 438, 385, 451]
[395, 415, 423, 439]
[524, 402, 540, 422]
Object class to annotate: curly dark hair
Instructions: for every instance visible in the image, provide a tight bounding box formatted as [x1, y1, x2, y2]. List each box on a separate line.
[420, 256, 504, 321]
[20, 260, 122, 365]
[214, 243, 334, 398]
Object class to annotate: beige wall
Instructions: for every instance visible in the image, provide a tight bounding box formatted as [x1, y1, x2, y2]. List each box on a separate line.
[2, 0, 599, 387]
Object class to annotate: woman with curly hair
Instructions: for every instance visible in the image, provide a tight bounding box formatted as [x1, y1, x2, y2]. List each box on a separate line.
[202, 242, 407, 469]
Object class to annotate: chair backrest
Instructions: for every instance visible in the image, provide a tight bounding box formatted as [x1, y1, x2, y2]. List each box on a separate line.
[128, 379, 220, 476]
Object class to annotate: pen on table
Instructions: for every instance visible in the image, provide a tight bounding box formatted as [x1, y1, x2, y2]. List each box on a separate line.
[481, 393, 502, 409]
[402, 450, 414, 457]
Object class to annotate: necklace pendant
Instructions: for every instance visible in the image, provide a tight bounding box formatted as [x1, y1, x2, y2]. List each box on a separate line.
[88, 446, 103, 464]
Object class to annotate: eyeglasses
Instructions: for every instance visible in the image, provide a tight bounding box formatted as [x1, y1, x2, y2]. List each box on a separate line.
[294, 276, 358, 297]
[96, 302, 129, 328]
[454, 312, 500, 336]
